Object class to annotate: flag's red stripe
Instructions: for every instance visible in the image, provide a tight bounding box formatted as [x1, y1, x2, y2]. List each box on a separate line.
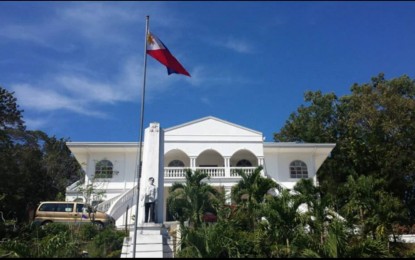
[147, 49, 190, 77]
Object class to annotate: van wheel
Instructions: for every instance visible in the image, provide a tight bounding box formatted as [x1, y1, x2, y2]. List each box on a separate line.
[93, 221, 104, 230]
[41, 221, 52, 229]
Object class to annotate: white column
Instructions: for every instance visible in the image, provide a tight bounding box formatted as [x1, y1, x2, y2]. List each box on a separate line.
[258, 157, 265, 176]
[190, 157, 197, 170]
[258, 157, 264, 166]
[224, 157, 230, 177]
[311, 151, 318, 187]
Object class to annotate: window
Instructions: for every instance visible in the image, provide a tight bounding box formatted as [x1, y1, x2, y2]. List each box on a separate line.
[95, 160, 113, 178]
[39, 203, 57, 212]
[168, 160, 184, 167]
[290, 160, 308, 179]
[236, 159, 252, 167]
[57, 203, 73, 212]
[76, 203, 85, 213]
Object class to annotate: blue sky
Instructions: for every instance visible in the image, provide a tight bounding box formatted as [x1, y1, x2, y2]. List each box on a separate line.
[1, 1, 414, 142]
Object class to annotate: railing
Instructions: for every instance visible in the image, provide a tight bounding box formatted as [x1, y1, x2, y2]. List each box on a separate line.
[164, 167, 186, 178]
[198, 167, 225, 177]
[106, 187, 137, 221]
[95, 186, 137, 226]
[230, 167, 256, 177]
[164, 167, 257, 179]
[96, 194, 121, 212]
[66, 180, 83, 192]
[164, 167, 225, 178]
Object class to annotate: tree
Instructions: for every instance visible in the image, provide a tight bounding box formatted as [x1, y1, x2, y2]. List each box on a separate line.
[231, 166, 280, 230]
[274, 73, 415, 225]
[175, 221, 241, 258]
[41, 134, 81, 192]
[339, 74, 415, 218]
[274, 90, 339, 144]
[0, 86, 80, 225]
[0, 87, 24, 132]
[258, 188, 305, 257]
[167, 169, 222, 229]
[292, 179, 390, 258]
[0, 87, 25, 226]
[341, 174, 405, 241]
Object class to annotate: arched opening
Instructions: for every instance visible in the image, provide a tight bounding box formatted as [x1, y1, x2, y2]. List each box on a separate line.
[196, 149, 224, 167]
[164, 149, 190, 167]
[230, 149, 258, 167]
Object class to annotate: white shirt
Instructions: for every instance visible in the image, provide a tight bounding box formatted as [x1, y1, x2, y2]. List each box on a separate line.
[145, 183, 157, 203]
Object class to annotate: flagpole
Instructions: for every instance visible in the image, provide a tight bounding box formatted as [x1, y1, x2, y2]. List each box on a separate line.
[132, 15, 149, 258]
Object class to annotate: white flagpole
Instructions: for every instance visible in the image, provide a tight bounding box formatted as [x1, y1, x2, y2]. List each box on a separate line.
[132, 15, 149, 258]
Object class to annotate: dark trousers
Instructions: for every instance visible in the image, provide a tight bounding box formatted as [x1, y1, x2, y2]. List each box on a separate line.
[144, 202, 155, 223]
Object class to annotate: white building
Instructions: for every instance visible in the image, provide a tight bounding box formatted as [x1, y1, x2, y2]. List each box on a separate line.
[65, 116, 335, 227]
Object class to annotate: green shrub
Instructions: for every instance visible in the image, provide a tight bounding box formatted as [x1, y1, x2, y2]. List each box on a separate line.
[87, 227, 125, 258]
[79, 223, 99, 240]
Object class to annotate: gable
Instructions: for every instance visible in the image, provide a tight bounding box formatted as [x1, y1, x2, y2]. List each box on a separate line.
[164, 116, 263, 142]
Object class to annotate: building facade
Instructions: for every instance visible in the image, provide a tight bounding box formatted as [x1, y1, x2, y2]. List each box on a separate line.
[65, 116, 335, 227]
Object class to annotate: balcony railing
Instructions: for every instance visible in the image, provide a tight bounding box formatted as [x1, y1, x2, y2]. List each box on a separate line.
[164, 167, 257, 179]
[230, 167, 256, 177]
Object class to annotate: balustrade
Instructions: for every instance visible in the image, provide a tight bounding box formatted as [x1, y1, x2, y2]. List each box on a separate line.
[164, 167, 257, 179]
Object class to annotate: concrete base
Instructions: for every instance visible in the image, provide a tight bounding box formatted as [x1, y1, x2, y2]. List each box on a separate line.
[121, 223, 174, 258]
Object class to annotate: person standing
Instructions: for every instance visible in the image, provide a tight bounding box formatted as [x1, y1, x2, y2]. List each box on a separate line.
[143, 177, 157, 223]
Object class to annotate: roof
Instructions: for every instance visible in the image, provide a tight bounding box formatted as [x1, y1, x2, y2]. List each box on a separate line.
[165, 116, 262, 135]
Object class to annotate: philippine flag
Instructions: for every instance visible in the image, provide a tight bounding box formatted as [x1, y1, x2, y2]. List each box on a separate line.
[146, 32, 191, 77]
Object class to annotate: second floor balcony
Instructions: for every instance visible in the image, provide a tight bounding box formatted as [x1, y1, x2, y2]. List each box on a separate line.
[164, 166, 258, 179]
[163, 148, 264, 182]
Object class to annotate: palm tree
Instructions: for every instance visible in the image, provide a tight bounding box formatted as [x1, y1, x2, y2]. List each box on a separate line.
[294, 179, 334, 245]
[293, 178, 390, 258]
[175, 221, 241, 258]
[300, 218, 390, 258]
[231, 166, 280, 230]
[259, 188, 305, 257]
[167, 169, 222, 230]
[293, 178, 350, 257]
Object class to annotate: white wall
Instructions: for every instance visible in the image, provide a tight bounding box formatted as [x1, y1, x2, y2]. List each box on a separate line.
[264, 151, 316, 190]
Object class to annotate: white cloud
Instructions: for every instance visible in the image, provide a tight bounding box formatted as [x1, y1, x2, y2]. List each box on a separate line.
[57, 3, 142, 45]
[203, 34, 254, 54]
[12, 83, 106, 117]
[222, 36, 254, 54]
[0, 3, 146, 52]
[55, 75, 127, 104]
[0, 24, 68, 52]
[209, 36, 254, 54]
[2, 3, 245, 130]
[0, 24, 46, 44]
[59, 3, 139, 24]
[10, 56, 194, 118]
[0, 3, 180, 52]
